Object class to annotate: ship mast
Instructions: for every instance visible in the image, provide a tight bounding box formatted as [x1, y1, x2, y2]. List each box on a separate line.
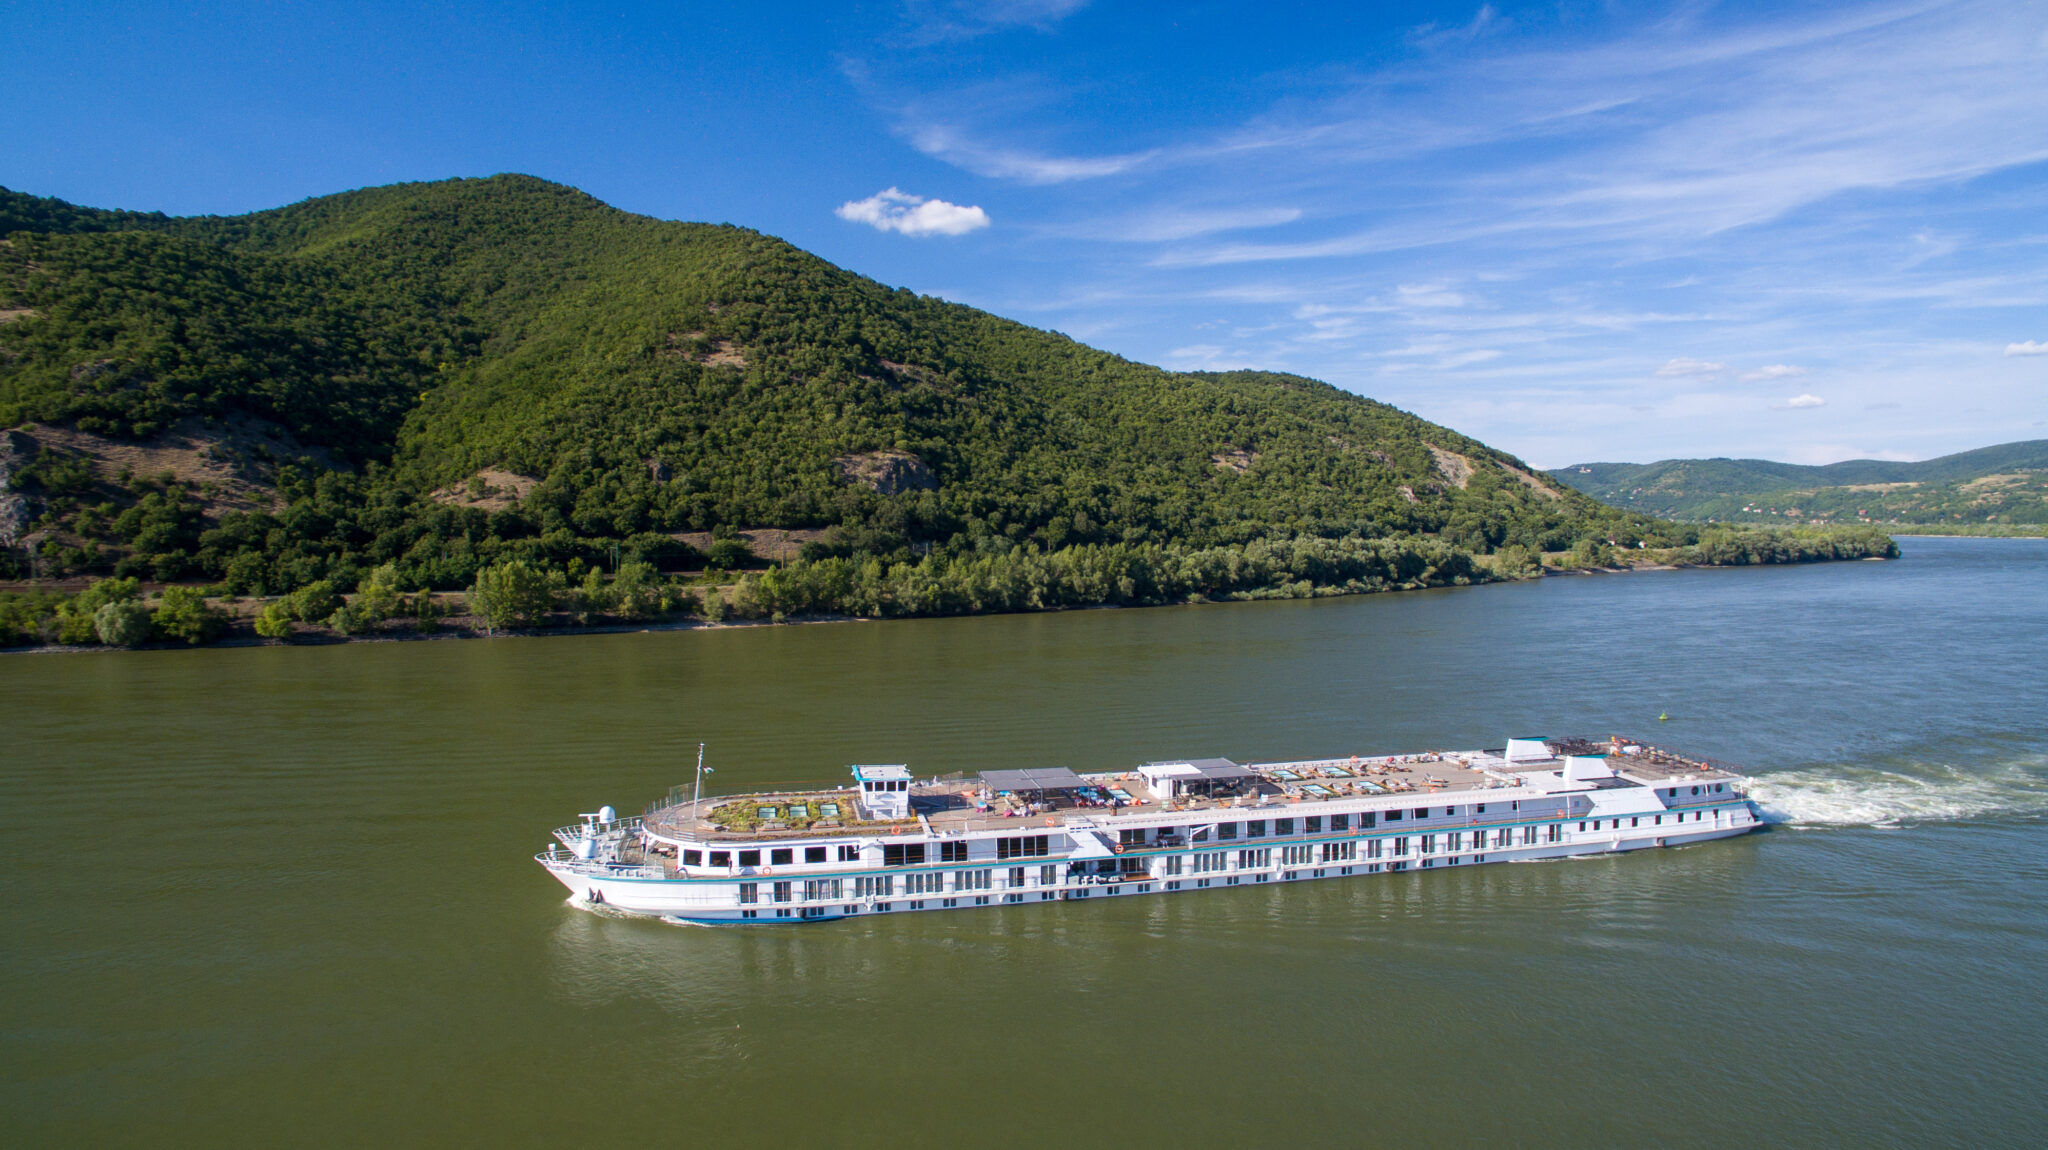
[691, 742, 707, 815]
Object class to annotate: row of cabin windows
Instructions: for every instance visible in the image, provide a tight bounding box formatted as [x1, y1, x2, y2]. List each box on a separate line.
[1663, 784, 1727, 798]
[750, 866, 1064, 904]
[1212, 814, 1373, 839]
[861, 779, 909, 792]
[1580, 809, 1714, 832]
[1156, 802, 1530, 843]
[880, 842, 972, 867]
[682, 843, 863, 868]
[1165, 828, 1564, 875]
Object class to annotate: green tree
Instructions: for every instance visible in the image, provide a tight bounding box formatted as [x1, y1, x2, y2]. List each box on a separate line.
[610, 560, 660, 619]
[350, 563, 403, 625]
[150, 586, 226, 644]
[706, 539, 755, 570]
[93, 599, 153, 646]
[287, 579, 341, 624]
[254, 601, 295, 639]
[700, 587, 729, 623]
[56, 577, 141, 644]
[469, 559, 556, 632]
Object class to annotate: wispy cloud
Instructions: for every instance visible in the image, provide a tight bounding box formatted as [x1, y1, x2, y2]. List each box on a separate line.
[1410, 4, 1505, 50]
[842, 1, 2048, 464]
[835, 188, 990, 236]
[897, 0, 1089, 44]
[1741, 364, 1808, 380]
[906, 124, 1154, 184]
[1050, 205, 1302, 243]
[1656, 357, 1725, 378]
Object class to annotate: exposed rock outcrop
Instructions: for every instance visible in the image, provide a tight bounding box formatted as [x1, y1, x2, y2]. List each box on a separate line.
[1425, 444, 1473, 489]
[0, 429, 39, 547]
[834, 451, 937, 495]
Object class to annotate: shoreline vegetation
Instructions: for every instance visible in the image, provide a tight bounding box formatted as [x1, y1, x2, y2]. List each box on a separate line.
[2, 525, 1897, 652]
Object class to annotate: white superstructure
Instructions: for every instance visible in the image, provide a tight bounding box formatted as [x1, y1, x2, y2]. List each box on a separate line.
[537, 735, 1760, 924]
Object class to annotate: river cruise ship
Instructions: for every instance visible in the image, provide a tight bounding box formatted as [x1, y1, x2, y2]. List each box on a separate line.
[538, 735, 1759, 924]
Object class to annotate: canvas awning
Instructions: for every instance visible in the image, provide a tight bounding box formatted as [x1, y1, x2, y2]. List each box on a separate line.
[1065, 829, 1116, 859]
[978, 767, 1087, 793]
[1137, 758, 1254, 785]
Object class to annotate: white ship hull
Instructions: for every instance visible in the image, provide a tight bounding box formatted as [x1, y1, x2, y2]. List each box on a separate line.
[539, 743, 1761, 925]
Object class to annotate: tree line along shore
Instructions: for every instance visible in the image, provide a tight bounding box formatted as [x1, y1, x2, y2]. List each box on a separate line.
[1, 524, 1897, 651]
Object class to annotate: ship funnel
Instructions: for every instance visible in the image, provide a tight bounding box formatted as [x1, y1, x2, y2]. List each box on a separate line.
[1563, 754, 1614, 782]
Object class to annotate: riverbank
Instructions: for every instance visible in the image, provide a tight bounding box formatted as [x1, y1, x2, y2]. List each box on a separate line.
[1, 539, 1898, 655]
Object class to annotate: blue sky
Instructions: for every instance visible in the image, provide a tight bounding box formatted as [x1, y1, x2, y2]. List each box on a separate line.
[5, 1, 2045, 466]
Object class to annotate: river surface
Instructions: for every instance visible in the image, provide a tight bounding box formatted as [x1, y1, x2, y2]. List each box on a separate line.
[4, 537, 2044, 1147]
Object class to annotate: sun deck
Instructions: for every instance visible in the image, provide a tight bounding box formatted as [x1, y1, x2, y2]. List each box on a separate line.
[635, 736, 1736, 846]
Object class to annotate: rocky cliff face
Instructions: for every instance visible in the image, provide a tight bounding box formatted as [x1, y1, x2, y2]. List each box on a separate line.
[0, 429, 37, 548]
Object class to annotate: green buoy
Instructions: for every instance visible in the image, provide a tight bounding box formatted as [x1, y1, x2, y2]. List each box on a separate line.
[1658, 712, 1669, 721]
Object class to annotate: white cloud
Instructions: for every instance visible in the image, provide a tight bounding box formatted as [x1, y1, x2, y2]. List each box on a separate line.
[899, 0, 1090, 43]
[1741, 364, 1808, 380]
[908, 124, 1155, 184]
[1655, 357, 1725, 377]
[1781, 394, 1827, 408]
[835, 188, 991, 237]
[2005, 340, 2048, 356]
[1055, 205, 1301, 242]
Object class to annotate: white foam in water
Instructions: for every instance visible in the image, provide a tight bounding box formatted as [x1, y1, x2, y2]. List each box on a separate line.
[1749, 758, 2048, 828]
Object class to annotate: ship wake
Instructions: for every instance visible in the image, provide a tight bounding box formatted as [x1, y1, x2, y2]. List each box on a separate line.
[1749, 755, 2048, 828]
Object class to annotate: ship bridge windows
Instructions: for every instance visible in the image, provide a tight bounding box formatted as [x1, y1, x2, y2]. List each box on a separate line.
[682, 850, 702, 867]
[1218, 822, 1239, 840]
[1331, 814, 1349, 831]
[739, 849, 761, 868]
[1246, 820, 1267, 838]
[1304, 816, 1322, 833]
[939, 841, 969, 864]
[709, 851, 730, 867]
[805, 847, 828, 864]
[1414, 808, 1430, 820]
[838, 845, 859, 862]
[1275, 818, 1295, 836]
[771, 848, 794, 866]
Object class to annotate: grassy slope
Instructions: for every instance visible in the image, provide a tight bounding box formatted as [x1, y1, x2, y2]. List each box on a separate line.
[1550, 441, 2048, 527]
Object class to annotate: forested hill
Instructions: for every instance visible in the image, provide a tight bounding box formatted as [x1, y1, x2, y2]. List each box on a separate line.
[1, 175, 1885, 609]
[1550, 442, 2048, 529]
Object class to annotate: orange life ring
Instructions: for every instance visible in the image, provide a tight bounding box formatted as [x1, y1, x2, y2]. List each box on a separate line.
[1044, 818, 1057, 827]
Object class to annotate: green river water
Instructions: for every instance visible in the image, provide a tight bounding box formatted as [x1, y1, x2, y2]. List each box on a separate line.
[4, 536, 2045, 1147]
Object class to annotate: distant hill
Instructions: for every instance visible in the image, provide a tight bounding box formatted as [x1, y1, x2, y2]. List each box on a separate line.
[1, 175, 1889, 610]
[1550, 442, 2048, 528]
